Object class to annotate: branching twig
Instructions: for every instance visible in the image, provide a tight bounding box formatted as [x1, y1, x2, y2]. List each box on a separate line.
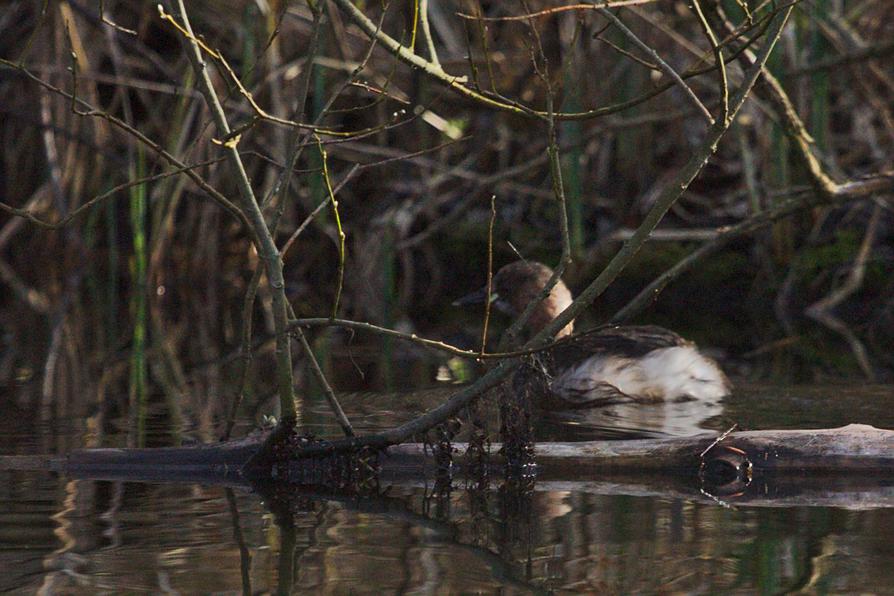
[598, 8, 714, 124]
[248, 360, 517, 459]
[419, 0, 441, 67]
[612, 184, 891, 323]
[330, 0, 796, 122]
[805, 204, 882, 380]
[281, 164, 360, 261]
[0, 58, 247, 222]
[157, 5, 344, 138]
[536, 5, 794, 345]
[171, 0, 297, 422]
[479, 195, 496, 356]
[0, 160, 223, 228]
[500, 9, 573, 348]
[256, 4, 794, 459]
[691, 0, 729, 123]
[225, 5, 334, 439]
[315, 136, 347, 319]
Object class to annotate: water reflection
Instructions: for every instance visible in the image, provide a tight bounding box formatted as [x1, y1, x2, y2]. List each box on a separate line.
[1, 382, 893, 593]
[302, 385, 727, 443]
[3, 469, 893, 594]
[537, 396, 726, 441]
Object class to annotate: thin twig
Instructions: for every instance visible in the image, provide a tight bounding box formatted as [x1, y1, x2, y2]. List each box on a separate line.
[295, 327, 355, 436]
[0, 160, 223, 228]
[537, 5, 793, 345]
[805, 204, 882, 380]
[595, 35, 660, 71]
[315, 135, 347, 319]
[479, 195, 496, 356]
[598, 8, 714, 124]
[419, 0, 441, 67]
[691, 0, 729, 123]
[281, 164, 360, 261]
[456, 0, 663, 21]
[99, 0, 137, 35]
[172, 0, 297, 422]
[700, 424, 739, 457]
[17, 0, 50, 66]
[500, 5, 573, 348]
[223, 266, 263, 441]
[288, 317, 559, 360]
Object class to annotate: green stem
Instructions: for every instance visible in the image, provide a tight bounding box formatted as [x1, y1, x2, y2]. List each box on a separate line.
[129, 144, 148, 445]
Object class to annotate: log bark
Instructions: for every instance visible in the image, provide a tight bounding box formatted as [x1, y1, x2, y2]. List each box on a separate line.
[2, 423, 891, 478]
[3, 424, 892, 508]
[0, 431, 265, 483]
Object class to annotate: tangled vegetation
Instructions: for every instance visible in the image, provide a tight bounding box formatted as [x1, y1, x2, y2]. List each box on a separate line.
[1, 1, 892, 450]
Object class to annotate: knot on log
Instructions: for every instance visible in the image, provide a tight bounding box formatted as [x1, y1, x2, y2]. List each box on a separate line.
[700, 444, 753, 495]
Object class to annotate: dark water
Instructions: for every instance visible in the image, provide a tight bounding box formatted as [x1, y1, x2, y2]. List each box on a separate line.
[1, 381, 893, 594]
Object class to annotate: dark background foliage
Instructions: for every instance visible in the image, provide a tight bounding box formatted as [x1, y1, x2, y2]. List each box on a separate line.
[1, 0, 893, 416]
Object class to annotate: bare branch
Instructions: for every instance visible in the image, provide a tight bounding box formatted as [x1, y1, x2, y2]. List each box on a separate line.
[690, 0, 729, 123]
[806, 204, 882, 381]
[598, 8, 714, 124]
[456, 1, 664, 21]
[537, 5, 794, 344]
[0, 160, 222, 228]
[170, 0, 298, 422]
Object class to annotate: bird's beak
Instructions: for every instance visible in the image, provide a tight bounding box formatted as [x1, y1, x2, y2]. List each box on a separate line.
[452, 286, 498, 307]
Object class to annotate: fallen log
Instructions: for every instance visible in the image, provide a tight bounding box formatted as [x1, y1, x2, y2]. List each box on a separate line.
[385, 423, 894, 476]
[2, 424, 891, 478]
[363, 424, 894, 501]
[2, 424, 891, 508]
[0, 430, 266, 483]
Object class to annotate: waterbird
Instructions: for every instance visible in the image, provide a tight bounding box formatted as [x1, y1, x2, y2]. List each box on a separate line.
[456, 260, 731, 407]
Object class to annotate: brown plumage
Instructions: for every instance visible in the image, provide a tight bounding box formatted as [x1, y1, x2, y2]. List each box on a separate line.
[459, 261, 731, 406]
[487, 261, 574, 339]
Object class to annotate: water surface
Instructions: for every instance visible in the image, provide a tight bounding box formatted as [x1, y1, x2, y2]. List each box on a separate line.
[1, 383, 892, 593]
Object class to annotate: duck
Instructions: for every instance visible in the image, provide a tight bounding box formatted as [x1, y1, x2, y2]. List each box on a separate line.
[457, 260, 731, 407]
